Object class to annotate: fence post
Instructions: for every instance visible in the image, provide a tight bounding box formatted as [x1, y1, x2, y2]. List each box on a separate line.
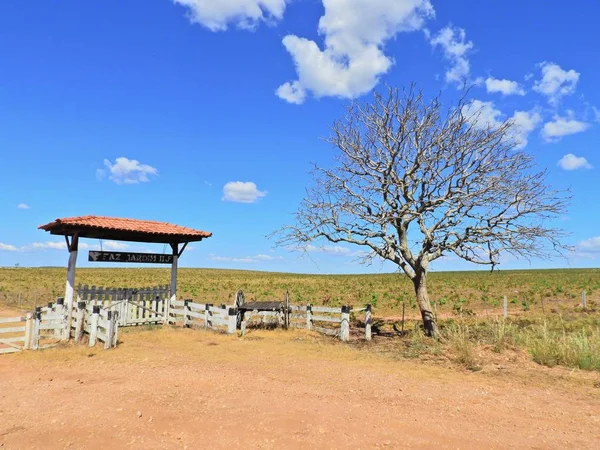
[205, 304, 212, 330]
[24, 312, 33, 350]
[74, 301, 86, 342]
[284, 291, 290, 330]
[32, 307, 41, 350]
[53, 298, 63, 339]
[112, 311, 119, 348]
[105, 311, 113, 350]
[183, 300, 191, 327]
[365, 304, 372, 341]
[306, 304, 312, 330]
[89, 305, 100, 347]
[227, 308, 237, 334]
[503, 295, 508, 319]
[340, 305, 350, 342]
[582, 291, 587, 311]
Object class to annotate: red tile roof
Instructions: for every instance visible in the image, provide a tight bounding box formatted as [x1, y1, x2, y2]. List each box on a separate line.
[39, 215, 212, 243]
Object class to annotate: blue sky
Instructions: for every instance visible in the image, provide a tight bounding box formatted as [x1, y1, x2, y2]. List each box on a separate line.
[0, 0, 599, 273]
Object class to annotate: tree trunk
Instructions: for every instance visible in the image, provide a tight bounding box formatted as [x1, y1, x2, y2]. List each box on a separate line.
[413, 272, 438, 337]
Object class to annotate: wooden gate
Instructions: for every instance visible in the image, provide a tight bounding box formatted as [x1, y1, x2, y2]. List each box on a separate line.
[0, 315, 29, 354]
[76, 285, 170, 327]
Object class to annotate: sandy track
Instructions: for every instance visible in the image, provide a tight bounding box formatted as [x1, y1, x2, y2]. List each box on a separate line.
[0, 326, 599, 449]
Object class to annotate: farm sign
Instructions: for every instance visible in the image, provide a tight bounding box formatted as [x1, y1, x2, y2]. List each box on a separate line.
[88, 251, 173, 264]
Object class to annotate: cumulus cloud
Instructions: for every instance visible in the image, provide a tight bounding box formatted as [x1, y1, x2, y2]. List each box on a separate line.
[510, 110, 543, 149]
[222, 181, 267, 203]
[173, 0, 288, 31]
[100, 157, 158, 185]
[576, 237, 600, 253]
[533, 62, 580, 105]
[429, 25, 473, 86]
[461, 100, 541, 150]
[0, 243, 18, 252]
[485, 77, 525, 96]
[277, 0, 434, 103]
[17, 203, 30, 210]
[541, 116, 589, 142]
[557, 154, 592, 171]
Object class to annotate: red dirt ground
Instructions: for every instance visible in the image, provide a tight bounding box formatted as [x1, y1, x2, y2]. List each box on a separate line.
[1, 316, 599, 449]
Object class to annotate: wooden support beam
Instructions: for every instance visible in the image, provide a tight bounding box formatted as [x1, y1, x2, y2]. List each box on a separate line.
[165, 243, 178, 325]
[63, 233, 79, 340]
[178, 242, 188, 258]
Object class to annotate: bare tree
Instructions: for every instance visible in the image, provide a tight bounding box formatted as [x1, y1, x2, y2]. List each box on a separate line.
[274, 86, 569, 336]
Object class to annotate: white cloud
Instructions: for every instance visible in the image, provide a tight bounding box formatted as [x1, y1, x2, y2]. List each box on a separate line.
[254, 253, 283, 261]
[462, 99, 502, 128]
[210, 253, 282, 263]
[485, 77, 525, 96]
[306, 244, 352, 255]
[462, 100, 541, 149]
[0, 243, 18, 252]
[533, 62, 580, 105]
[25, 241, 88, 251]
[173, 0, 288, 32]
[541, 116, 589, 142]
[429, 25, 473, 86]
[31, 241, 67, 250]
[100, 241, 130, 250]
[510, 110, 543, 149]
[576, 237, 600, 253]
[101, 157, 158, 185]
[17, 203, 30, 210]
[557, 154, 592, 171]
[277, 0, 434, 103]
[222, 181, 267, 203]
[275, 80, 306, 105]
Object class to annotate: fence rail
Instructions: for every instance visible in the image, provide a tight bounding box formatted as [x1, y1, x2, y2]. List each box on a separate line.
[1, 287, 375, 356]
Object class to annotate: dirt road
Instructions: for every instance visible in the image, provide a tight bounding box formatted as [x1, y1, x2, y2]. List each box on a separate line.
[1, 325, 599, 449]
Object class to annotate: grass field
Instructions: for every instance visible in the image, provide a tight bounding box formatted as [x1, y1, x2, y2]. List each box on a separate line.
[1, 267, 599, 372]
[1, 267, 598, 315]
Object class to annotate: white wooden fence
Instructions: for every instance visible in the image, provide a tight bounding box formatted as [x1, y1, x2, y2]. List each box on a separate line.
[77, 284, 169, 327]
[287, 304, 372, 341]
[0, 299, 119, 355]
[2, 288, 374, 356]
[169, 300, 237, 334]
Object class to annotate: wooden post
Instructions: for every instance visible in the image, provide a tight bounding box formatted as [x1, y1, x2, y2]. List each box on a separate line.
[365, 304, 372, 341]
[64, 234, 79, 339]
[165, 243, 178, 325]
[32, 307, 41, 350]
[503, 295, 508, 319]
[284, 291, 290, 330]
[89, 305, 99, 347]
[54, 298, 64, 339]
[112, 311, 119, 347]
[74, 301, 86, 342]
[105, 311, 114, 349]
[23, 312, 33, 350]
[582, 291, 587, 311]
[340, 305, 350, 342]
[306, 304, 312, 330]
[401, 302, 405, 334]
[183, 300, 191, 328]
[205, 303, 212, 329]
[227, 308, 237, 334]
[124, 289, 131, 326]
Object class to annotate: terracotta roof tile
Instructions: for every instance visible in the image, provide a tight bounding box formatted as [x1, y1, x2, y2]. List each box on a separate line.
[39, 215, 212, 241]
